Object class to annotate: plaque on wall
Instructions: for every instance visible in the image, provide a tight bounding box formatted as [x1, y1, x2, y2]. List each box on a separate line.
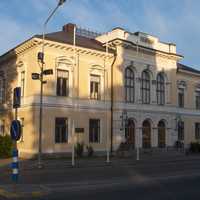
[75, 128, 84, 133]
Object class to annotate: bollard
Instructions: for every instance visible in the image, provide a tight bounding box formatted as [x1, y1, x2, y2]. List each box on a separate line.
[12, 149, 19, 183]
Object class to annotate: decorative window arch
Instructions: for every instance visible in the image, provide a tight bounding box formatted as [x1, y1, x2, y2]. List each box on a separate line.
[156, 73, 165, 105]
[125, 67, 135, 103]
[141, 70, 150, 104]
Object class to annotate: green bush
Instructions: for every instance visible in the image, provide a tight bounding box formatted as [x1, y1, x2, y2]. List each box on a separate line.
[0, 135, 13, 158]
[189, 142, 200, 153]
[75, 142, 84, 157]
[86, 145, 94, 157]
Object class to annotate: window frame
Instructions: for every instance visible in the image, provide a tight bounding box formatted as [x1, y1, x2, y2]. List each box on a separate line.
[0, 75, 5, 104]
[125, 67, 135, 103]
[56, 69, 69, 97]
[89, 119, 100, 143]
[156, 73, 165, 105]
[55, 117, 68, 143]
[195, 91, 200, 110]
[90, 74, 101, 100]
[20, 71, 25, 97]
[178, 88, 184, 108]
[195, 123, 200, 140]
[141, 70, 150, 104]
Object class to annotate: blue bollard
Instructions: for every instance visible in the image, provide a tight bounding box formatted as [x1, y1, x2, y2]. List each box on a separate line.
[11, 149, 19, 183]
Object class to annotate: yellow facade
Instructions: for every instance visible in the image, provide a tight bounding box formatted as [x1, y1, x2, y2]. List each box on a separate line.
[0, 23, 200, 157]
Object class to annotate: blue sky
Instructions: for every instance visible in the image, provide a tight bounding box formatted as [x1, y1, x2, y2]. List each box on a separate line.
[0, 0, 200, 69]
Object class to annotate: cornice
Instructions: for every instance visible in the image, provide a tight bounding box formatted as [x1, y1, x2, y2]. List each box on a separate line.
[110, 38, 183, 61]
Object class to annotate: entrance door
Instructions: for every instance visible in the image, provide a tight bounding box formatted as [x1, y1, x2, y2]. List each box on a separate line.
[125, 119, 135, 147]
[158, 121, 166, 148]
[142, 120, 151, 148]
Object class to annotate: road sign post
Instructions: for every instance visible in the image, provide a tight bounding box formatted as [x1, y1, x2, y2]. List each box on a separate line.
[10, 87, 21, 183]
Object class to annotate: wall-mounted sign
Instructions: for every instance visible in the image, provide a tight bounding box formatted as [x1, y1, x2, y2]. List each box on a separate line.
[75, 128, 84, 133]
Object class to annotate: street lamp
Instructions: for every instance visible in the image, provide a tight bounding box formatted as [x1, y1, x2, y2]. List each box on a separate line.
[37, 0, 66, 169]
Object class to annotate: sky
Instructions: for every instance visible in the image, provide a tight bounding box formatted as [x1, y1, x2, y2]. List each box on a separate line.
[0, 0, 200, 69]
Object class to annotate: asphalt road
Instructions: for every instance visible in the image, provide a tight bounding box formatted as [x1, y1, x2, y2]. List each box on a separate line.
[41, 176, 200, 200]
[1, 154, 200, 200]
[1, 175, 199, 200]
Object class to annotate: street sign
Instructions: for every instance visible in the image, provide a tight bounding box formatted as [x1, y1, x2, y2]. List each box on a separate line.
[75, 128, 84, 133]
[32, 73, 40, 80]
[10, 120, 21, 141]
[13, 87, 21, 108]
[43, 69, 53, 75]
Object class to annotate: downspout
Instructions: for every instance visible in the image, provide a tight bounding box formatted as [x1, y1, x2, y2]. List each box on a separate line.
[110, 48, 117, 153]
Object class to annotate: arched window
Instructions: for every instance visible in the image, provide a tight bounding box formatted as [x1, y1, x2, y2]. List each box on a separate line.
[156, 73, 165, 105]
[125, 67, 135, 102]
[142, 120, 151, 148]
[141, 70, 150, 104]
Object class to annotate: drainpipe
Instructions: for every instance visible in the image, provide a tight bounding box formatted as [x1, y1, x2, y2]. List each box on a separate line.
[110, 49, 117, 153]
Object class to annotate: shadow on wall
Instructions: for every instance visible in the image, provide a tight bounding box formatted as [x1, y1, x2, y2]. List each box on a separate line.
[0, 50, 18, 134]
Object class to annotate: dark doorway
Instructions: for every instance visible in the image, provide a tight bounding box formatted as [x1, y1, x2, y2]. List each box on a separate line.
[125, 119, 135, 147]
[142, 120, 151, 148]
[158, 120, 166, 148]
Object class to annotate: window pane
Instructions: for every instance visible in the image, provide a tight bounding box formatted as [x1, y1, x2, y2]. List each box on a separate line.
[141, 71, 150, 104]
[90, 75, 100, 100]
[125, 67, 134, 103]
[55, 118, 68, 143]
[57, 70, 69, 97]
[21, 71, 25, 97]
[89, 119, 100, 143]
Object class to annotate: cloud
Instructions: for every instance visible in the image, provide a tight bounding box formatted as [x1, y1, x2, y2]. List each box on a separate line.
[0, 0, 199, 68]
[0, 16, 38, 55]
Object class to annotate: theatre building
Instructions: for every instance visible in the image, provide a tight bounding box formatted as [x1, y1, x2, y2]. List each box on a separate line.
[0, 23, 200, 157]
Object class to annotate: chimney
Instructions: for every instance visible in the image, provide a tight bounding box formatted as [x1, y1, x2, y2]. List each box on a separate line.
[62, 23, 76, 34]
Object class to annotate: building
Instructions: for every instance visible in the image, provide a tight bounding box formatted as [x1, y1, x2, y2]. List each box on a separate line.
[0, 23, 200, 157]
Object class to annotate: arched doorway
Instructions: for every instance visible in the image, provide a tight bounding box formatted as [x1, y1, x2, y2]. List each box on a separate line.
[158, 120, 166, 148]
[125, 119, 135, 147]
[142, 120, 151, 148]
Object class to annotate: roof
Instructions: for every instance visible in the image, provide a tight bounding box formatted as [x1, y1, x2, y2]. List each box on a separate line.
[35, 31, 113, 53]
[177, 63, 200, 75]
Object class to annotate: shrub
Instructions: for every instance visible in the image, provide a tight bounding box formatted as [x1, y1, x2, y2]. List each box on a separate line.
[86, 145, 94, 157]
[0, 135, 13, 158]
[75, 142, 84, 157]
[190, 142, 200, 153]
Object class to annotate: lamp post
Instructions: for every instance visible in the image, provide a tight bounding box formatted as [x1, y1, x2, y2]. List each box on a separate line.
[37, 0, 66, 169]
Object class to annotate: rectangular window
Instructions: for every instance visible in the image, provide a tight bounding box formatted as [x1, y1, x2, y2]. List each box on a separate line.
[195, 123, 200, 140]
[178, 88, 184, 108]
[0, 78, 5, 104]
[90, 75, 100, 100]
[57, 70, 69, 97]
[20, 118, 24, 142]
[196, 92, 200, 110]
[0, 120, 5, 136]
[89, 119, 100, 143]
[55, 118, 68, 143]
[21, 71, 25, 97]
